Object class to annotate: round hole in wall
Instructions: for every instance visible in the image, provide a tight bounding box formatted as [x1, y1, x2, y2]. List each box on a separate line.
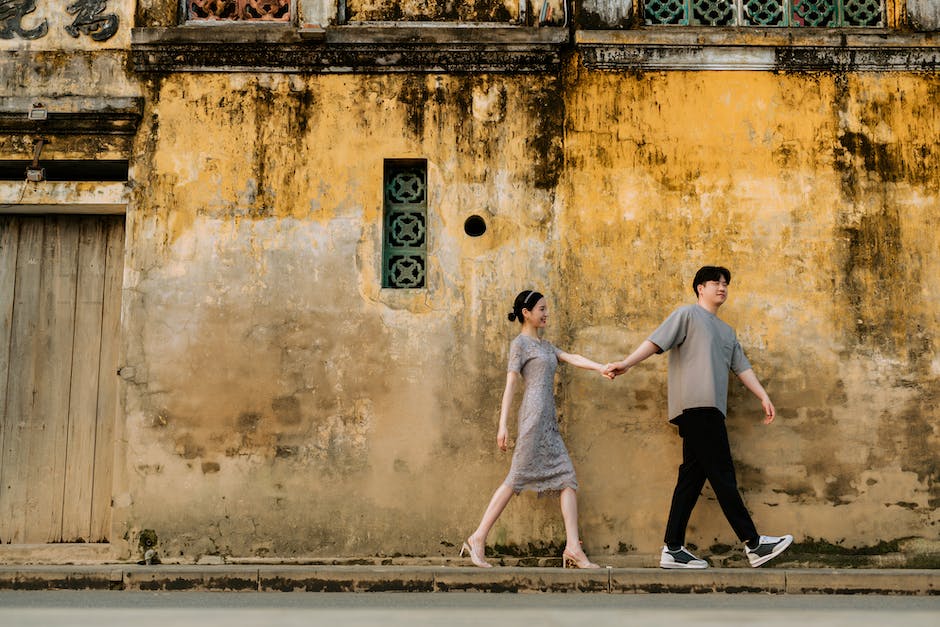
[464, 215, 487, 237]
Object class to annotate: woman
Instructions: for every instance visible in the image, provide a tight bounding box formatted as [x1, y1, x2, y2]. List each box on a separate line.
[461, 290, 608, 569]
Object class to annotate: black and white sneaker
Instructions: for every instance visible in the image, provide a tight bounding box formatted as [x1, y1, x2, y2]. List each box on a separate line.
[745, 534, 793, 567]
[659, 546, 708, 569]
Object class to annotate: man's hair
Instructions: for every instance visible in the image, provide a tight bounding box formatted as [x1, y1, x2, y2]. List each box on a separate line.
[692, 266, 731, 296]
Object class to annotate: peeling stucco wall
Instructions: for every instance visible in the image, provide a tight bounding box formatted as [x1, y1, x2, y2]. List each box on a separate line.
[3, 1, 938, 565]
[114, 66, 939, 562]
[118, 72, 568, 558]
[559, 69, 940, 555]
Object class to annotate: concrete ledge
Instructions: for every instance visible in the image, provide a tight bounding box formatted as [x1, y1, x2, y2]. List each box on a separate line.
[0, 565, 113, 590]
[123, 566, 261, 591]
[0, 96, 144, 136]
[0, 543, 114, 565]
[326, 25, 568, 45]
[0, 565, 937, 594]
[576, 29, 940, 48]
[785, 569, 939, 596]
[259, 566, 436, 592]
[433, 566, 610, 593]
[0, 182, 130, 213]
[131, 25, 568, 73]
[577, 28, 940, 71]
[612, 568, 787, 594]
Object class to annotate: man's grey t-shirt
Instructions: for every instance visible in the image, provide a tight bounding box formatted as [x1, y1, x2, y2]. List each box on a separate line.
[648, 304, 752, 422]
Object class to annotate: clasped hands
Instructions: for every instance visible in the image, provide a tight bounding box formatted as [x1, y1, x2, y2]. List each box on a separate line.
[600, 361, 629, 380]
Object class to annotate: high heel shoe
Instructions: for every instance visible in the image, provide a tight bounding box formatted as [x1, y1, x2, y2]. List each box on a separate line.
[460, 537, 492, 568]
[562, 548, 600, 569]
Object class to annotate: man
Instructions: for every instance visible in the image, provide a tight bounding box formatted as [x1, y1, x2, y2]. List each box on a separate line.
[604, 266, 792, 569]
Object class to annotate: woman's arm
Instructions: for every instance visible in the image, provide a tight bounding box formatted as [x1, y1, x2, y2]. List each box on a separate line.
[497, 371, 520, 450]
[557, 350, 607, 374]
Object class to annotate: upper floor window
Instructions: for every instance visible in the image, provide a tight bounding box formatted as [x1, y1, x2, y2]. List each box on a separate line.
[187, 0, 291, 21]
[644, 0, 884, 27]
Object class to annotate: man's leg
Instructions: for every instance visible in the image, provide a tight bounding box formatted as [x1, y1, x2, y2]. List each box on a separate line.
[663, 427, 708, 548]
[660, 414, 710, 569]
[686, 410, 759, 544]
[677, 409, 792, 568]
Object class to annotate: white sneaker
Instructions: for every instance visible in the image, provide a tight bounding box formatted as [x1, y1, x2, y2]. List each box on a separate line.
[745, 534, 793, 567]
[659, 545, 708, 569]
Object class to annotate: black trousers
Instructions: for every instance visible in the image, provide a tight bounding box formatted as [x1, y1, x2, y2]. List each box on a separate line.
[663, 407, 759, 547]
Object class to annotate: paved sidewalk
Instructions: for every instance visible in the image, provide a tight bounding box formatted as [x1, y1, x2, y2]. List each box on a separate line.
[0, 565, 936, 594]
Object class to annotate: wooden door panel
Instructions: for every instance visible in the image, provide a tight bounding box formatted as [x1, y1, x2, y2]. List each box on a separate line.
[0, 215, 123, 544]
[90, 218, 124, 542]
[0, 216, 19, 539]
[1, 219, 44, 544]
[61, 219, 107, 542]
[27, 217, 81, 542]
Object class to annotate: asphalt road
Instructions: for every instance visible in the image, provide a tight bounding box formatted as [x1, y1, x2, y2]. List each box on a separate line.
[0, 591, 938, 626]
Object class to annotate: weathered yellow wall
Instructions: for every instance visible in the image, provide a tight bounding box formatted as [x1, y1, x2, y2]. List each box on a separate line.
[555, 72, 940, 550]
[559, 68, 940, 556]
[120, 71, 568, 558]
[3, 1, 937, 561]
[116, 66, 939, 562]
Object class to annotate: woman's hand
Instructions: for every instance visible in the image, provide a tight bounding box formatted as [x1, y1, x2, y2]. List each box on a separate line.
[497, 424, 509, 451]
[603, 361, 629, 378]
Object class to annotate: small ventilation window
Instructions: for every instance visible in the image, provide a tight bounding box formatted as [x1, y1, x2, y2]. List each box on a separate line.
[382, 160, 427, 289]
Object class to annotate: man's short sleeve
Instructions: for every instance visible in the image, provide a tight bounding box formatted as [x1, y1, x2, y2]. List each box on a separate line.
[730, 340, 752, 374]
[648, 307, 689, 353]
[508, 338, 525, 373]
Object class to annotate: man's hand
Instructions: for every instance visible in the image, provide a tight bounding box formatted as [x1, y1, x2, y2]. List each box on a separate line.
[737, 369, 775, 424]
[603, 361, 629, 378]
[761, 398, 776, 424]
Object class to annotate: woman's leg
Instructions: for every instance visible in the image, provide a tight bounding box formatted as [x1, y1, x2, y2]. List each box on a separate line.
[470, 483, 514, 546]
[559, 487, 598, 567]
[559, 487, 582, 550]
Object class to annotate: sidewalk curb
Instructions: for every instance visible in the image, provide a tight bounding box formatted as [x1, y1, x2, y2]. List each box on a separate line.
[0, 565, 936, 595]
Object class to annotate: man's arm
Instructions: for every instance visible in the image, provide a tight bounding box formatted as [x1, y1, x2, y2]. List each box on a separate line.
[603, 340, 661, 378]
[737, 368, 775, 424]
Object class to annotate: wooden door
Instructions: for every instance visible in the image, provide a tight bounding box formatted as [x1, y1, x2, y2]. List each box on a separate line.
[0, 215, 124, 544]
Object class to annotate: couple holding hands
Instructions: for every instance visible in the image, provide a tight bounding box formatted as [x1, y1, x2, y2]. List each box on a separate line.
[460, 266, 793, 570]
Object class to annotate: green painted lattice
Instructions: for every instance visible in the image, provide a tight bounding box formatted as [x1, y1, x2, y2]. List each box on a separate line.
[744, 0, 786, 25]
[382, 161, 428, 289]
[646, 0, 884, 26]
[842, 0, 882, 26]
[693, 0, 735, 25]
[791, 0, 837, 25]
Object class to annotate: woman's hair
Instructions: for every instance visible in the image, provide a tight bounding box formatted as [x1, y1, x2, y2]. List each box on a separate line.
[508, 290, 544, 323]
[692, 265, 731, 296]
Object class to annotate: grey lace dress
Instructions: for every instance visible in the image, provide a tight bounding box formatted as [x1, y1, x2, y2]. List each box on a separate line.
[503, 334, 579, 495]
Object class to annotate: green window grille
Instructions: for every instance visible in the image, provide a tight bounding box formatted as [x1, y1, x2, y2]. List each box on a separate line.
[645, 0, 883, 26]
[382, 160, 428, 289]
